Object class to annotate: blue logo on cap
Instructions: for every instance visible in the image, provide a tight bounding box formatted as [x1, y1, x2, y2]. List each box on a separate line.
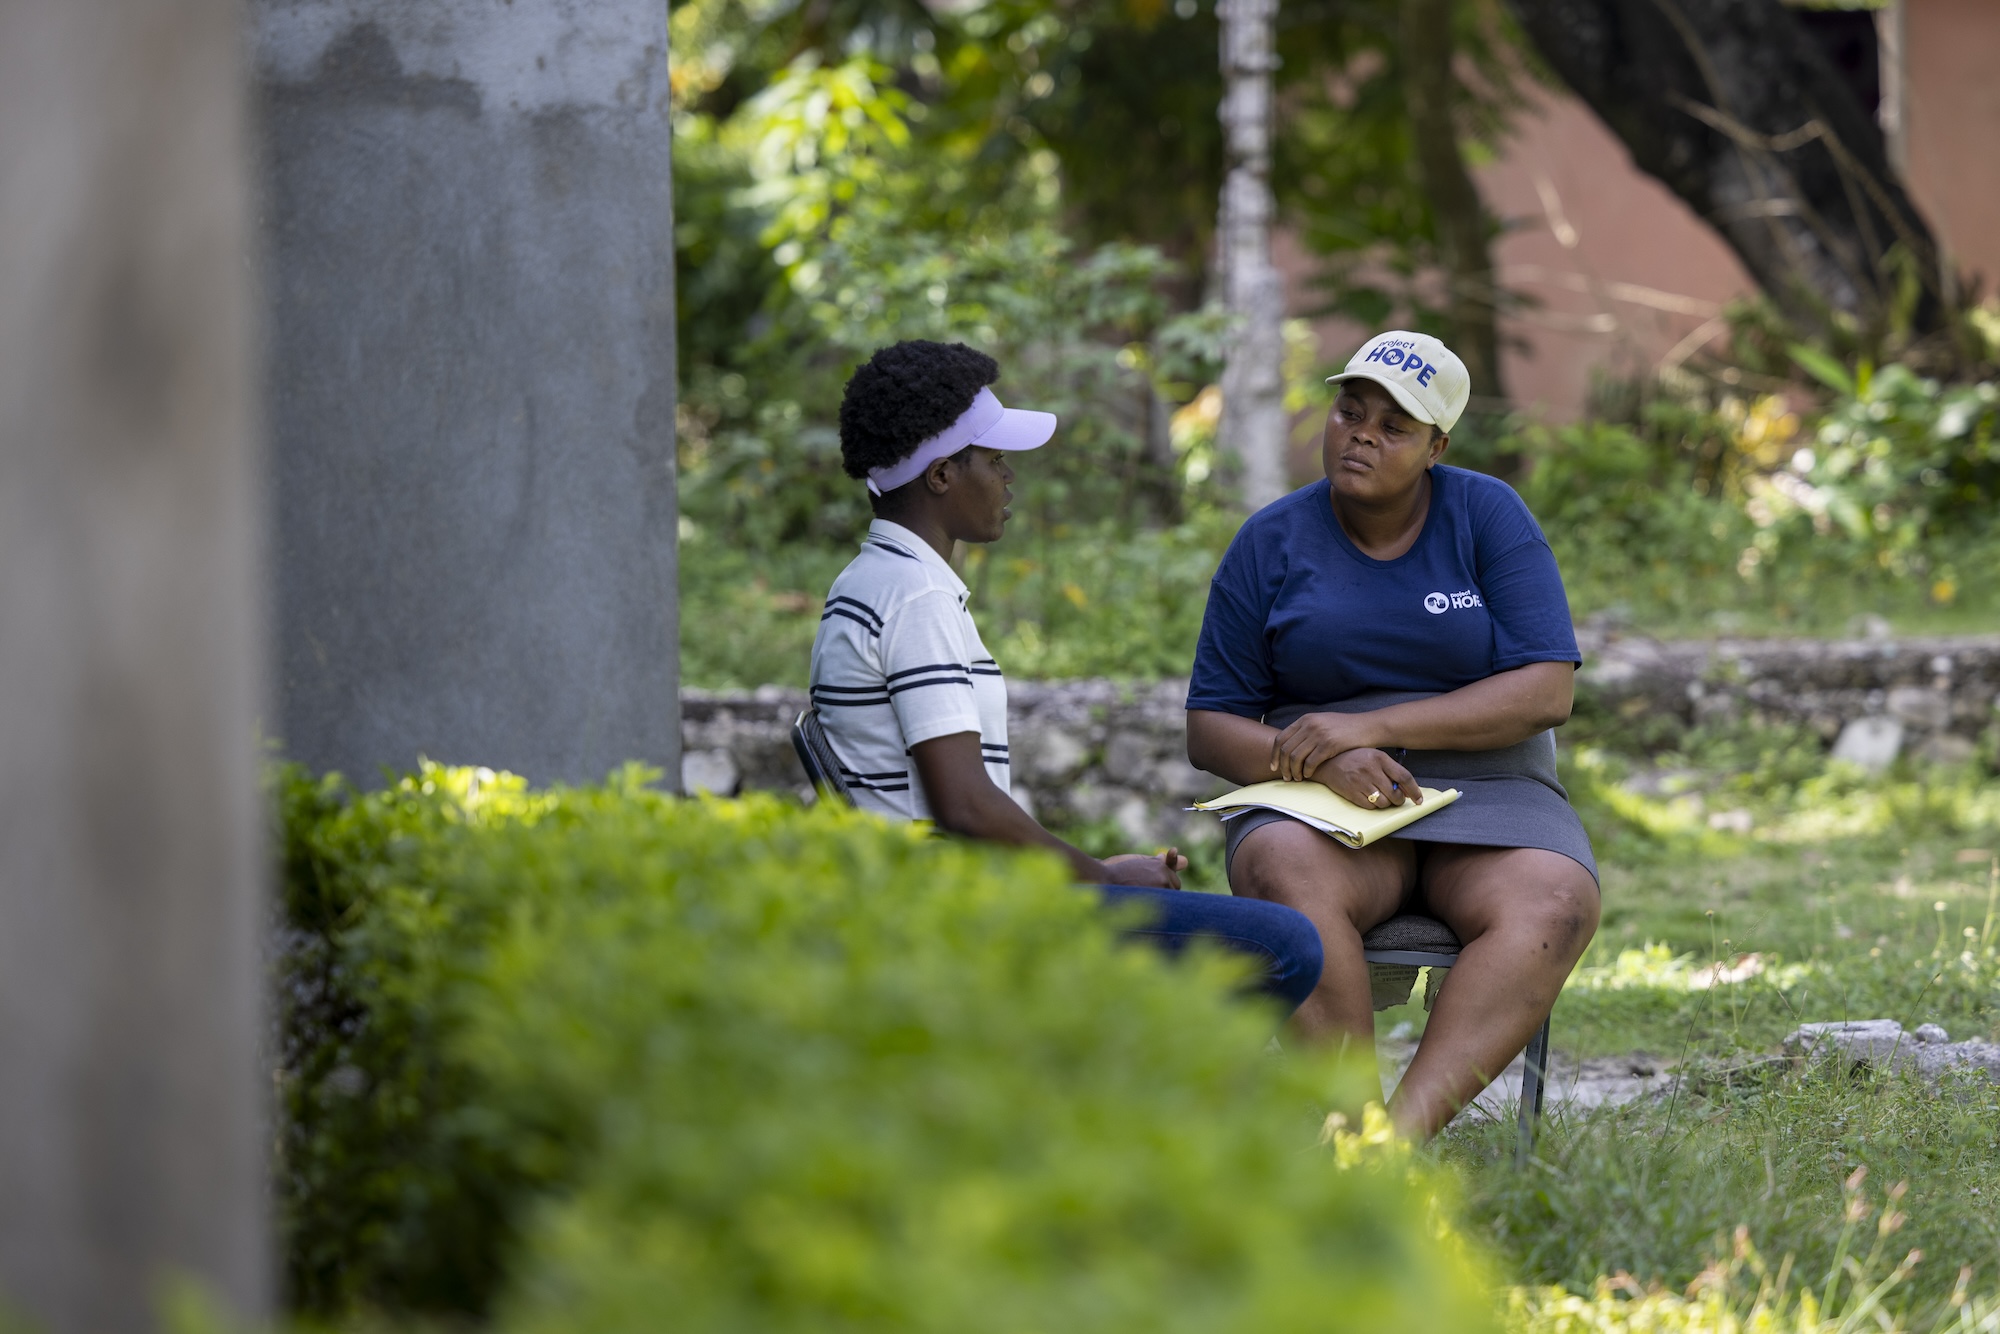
[1363, 341, 1439, 387]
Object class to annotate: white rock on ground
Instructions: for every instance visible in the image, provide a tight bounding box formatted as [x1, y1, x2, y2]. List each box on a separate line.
[1831, 716, 1904, 772]
[1784, 1020, 2000, 1083]
[681, 747, 741, 796]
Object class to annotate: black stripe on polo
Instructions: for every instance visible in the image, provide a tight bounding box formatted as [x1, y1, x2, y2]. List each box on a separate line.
[820, 606, 883, 637]
[824, 595, 883, 627]
[887, 676, 974, 696]
[885, 661, 970, 681]
[839, 765, 910, 782]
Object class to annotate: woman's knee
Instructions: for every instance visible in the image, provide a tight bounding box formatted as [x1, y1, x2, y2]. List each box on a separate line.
[1228, 825, 1407, 928]
[1542, 881, 1598, 955]
[1508, 868, 1599, 959]
[1428, 848, 1599, 955]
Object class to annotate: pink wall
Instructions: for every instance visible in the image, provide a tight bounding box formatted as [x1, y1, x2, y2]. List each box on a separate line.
[1277, 1, 2000, 425]
[1902, 0, 2000, 301]
[1474, 92, 1757, 420]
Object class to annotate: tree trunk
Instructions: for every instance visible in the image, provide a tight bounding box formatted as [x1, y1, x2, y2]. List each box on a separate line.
[1501, 0, 1947, 347]
[1402, 0, 1506, 403]
[1217, 0, 1290, 511]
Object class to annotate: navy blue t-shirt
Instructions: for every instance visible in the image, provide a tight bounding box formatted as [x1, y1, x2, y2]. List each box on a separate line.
[1186, 465, 1579, 718]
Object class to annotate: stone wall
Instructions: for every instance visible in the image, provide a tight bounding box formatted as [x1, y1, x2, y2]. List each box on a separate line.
[1574, 626, 2000, 769]
[684, 679, 1225, 849]
[682, 629, 2000, 848]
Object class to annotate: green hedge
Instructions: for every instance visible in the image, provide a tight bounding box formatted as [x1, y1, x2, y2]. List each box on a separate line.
[275, 763, 1494, 1331]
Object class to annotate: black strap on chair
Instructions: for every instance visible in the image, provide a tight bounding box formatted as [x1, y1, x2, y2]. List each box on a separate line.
[790, 707, 854, 807]
[1360, 912, 1550, 1164]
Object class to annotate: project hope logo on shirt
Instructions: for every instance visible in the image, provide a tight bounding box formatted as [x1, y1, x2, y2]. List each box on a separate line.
[1424, 589, 1484, 614]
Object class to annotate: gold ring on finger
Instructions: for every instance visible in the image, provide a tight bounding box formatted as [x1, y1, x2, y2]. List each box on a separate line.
[1367, 790, 1382, 805]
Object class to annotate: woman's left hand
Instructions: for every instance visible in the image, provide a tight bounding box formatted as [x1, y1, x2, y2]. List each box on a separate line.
[1270, 711, 1378, 782]
[1311, 747, 1419, 810]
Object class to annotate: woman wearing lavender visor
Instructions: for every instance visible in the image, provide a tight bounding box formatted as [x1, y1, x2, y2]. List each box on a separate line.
[808, 339, 1322, 1014]
[1185, 331, 1600, 1139]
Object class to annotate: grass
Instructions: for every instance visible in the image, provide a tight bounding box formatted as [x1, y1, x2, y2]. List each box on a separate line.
[1446, 743, 2000, 1329]
[1459, 1063, 2000, 1322]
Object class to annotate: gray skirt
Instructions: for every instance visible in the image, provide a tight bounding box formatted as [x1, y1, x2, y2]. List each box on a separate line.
[1222, 689, 1598, 883]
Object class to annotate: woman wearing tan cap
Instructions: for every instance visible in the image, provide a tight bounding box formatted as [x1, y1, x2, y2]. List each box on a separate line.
[1185, 331, 1599, 1141]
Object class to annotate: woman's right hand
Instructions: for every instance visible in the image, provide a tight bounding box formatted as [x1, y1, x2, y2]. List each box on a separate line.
[1097, 849, 1185, 890]
[1313, 747, 1420, 810]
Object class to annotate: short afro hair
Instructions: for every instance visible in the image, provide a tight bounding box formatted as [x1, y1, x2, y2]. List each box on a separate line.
[838, 340, 999, 481]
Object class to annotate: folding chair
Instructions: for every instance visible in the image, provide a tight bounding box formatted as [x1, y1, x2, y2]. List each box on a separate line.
[1363, 913, 1550, 1163]
[791, 708, 854, 807]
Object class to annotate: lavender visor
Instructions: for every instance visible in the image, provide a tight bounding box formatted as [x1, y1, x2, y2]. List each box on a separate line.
[865, 387, 1058, 496]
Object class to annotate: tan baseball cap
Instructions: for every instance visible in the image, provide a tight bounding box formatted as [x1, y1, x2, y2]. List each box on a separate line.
[1326, 331, 1471, 433]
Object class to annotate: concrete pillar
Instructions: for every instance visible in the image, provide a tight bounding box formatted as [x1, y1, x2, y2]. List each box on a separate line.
[0, 0, 269, 1329]
[254, 3, 680, 787]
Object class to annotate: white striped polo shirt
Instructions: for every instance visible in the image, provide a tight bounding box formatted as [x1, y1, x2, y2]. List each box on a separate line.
[808, 519, 1009, 821]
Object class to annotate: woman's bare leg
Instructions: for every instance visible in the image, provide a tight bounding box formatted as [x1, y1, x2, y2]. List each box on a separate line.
[1388, 845, 1599, 1141]
[1228, 821, 1413, 1045]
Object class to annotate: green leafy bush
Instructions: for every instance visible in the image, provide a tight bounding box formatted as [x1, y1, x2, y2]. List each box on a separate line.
[275, 763, 1495, 1331]
[1515, 375, 2000, 635]
[671, 44, 1223, 554]
[675, 225, 1197, 552]
[1764, 357, 2000, 579]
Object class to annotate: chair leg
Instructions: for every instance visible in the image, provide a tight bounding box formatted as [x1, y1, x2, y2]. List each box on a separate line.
[1514, 1015, 1550, 1168]
[1533, 1014, 1550, 1119]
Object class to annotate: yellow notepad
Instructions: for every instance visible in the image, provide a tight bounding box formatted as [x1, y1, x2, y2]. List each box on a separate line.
[1192, 780, 1460, 849]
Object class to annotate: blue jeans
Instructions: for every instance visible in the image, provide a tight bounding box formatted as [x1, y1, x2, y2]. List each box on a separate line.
[1092, 885, 1322, 1014]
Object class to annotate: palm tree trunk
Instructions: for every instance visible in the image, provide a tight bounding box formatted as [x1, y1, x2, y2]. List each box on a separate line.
[1217, 0, 1289, 511]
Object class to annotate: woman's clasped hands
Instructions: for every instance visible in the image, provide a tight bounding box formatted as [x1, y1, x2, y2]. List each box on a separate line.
[1269, 712, 1423, 810]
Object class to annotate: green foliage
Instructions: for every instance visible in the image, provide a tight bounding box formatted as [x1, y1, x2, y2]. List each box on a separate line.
[275, 763, 1494, 1330]
[665, 0, 1560, 557]
[1513, 373, 2000, 634]
[1775, 361, 2000, 566]
[950, 510, 1247, 679]
[669, 0, 1258, 553]
[678, 542, 852, 690]
[1276, 0, 1541, 337]
[276, 764, 555, 1314]
[675, 223, 1197, 549]
[672, 36, 1218, 548]
[1512, 416, 1753, 625]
